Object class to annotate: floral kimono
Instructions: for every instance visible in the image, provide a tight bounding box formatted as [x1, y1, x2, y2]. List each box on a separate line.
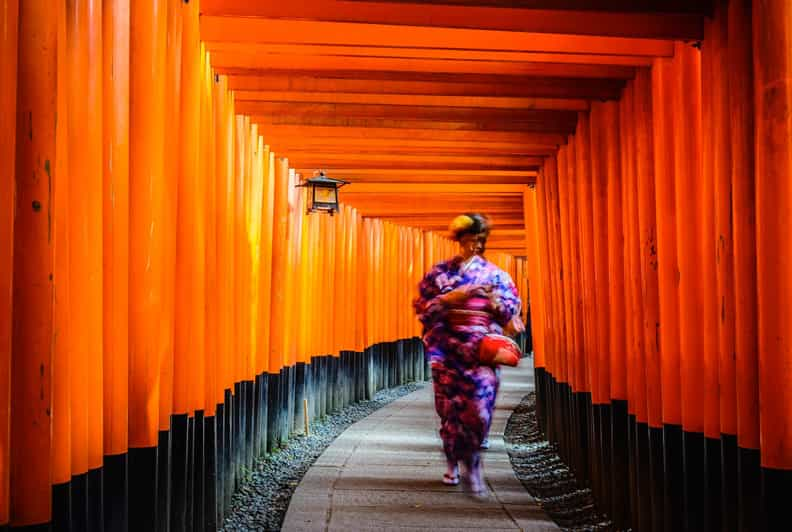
[414, 254, 521, 462]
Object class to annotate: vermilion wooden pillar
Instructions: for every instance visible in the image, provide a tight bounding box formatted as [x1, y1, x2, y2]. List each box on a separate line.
[0, 0, 18, 525]
[546, 155, 567, 454]
[51, 4, 72, 526]
[556, 145, 572, 466]
[567, 133, 589, 483]
[728, 1, 762, 529]
[622, 79, 648, 531]
[535, 168, 555, 436]
[588, 102, 612, 512]
[634, 67, 663, 532]
[704, 4, 734, 530]
[102, 0, 131, 530]
[157, 2, 181, 526]
[574, 116, 595, 491]
[65, 3, 105, 528]
[575, 112, 595, 399]
[671, 41, 707, 532]
[258, 150, 275, 376]
[523, 189, 546, 370]
[129, 0, 167, 528]
[652, 55, 684, 532]
[754, 0, 792, 526]
[602, 99, 629, 530]
[11, 0, 56, 526]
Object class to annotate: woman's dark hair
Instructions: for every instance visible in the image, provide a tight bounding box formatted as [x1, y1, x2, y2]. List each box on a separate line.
[449, 213, 492, 242]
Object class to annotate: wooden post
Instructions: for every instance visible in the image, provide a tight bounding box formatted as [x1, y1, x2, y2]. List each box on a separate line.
[11, 0, 56, 525]
[727, 1, 762, 529]
[102, 0, 131, 530]
[128, 0, 167, 527]
[0, 0, 18, 524]
[754, 0, 792, 524]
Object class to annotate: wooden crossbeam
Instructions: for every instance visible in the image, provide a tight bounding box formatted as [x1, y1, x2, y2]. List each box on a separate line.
[199, 2, 702, 40]
[200, 17, 673, 57]
[212, 51, 636, 79]
[234, 90, 590, 111]
[251, 116, 576, 135]
[341, 183, 527, 194]
[260, 126, 565, 145]
[225, 73, 626, 100]
[206, 42, 655, 67]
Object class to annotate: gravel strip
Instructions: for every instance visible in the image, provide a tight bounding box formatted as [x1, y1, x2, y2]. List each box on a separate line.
[221, 381, 427, 531]
[504, 392, 614, 532]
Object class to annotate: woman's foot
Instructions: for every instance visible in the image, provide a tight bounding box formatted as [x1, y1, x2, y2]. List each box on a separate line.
[480, 438, 490, 449]
[442, 471, 460, 486]
[442, 460, 459, 486]
[462, 454, 486, 493]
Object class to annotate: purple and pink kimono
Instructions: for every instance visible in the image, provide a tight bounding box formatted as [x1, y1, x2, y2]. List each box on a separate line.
[414, 255, 521, 462]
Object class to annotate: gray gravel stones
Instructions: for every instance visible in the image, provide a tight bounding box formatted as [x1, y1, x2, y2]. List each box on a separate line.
[220, 381, 426, 531]
[504, 392, 614, 532]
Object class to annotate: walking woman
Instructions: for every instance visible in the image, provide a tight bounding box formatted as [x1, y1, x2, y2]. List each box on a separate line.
[413, 213, 522, 492]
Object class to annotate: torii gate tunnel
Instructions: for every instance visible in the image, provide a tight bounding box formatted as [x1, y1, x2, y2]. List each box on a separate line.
[1, 0, 791, 531]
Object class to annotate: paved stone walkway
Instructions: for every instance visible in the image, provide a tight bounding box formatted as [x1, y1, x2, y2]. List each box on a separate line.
[282, 362, 559, 531]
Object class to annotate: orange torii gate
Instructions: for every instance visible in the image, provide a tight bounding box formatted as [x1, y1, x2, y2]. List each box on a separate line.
[2, 1, 792, 531]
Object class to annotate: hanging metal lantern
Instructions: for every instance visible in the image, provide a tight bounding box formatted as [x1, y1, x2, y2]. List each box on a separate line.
[296, 171, 349, 215]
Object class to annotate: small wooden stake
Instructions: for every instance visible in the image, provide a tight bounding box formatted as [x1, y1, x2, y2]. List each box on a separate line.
[304, 398, 310, 435]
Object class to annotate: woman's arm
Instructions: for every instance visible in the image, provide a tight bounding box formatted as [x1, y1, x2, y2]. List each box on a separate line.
[413, 268, 446, 328]
[487, 271, 522, 327]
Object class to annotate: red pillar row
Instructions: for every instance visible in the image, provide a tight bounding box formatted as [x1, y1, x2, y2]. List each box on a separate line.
[532, 2, 792, 528]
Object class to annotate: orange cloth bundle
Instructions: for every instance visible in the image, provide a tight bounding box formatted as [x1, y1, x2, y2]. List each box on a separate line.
[478, 334, 522, 367]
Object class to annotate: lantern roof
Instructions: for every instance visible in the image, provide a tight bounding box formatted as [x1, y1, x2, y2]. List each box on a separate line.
[298, 171, 349, 188]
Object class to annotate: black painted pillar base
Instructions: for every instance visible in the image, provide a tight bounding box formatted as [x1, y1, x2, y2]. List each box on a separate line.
[244, 381, 255, 469]
[610, 400, 630, 530]
[534, 367, 546, 436]
[155, 429, 170, 532]
[128, 447, 158, 532]
[266, 373, 280, 454]
[284, 367, 295, 444]
[338, 353, 348, 408]
[52, 481, 71, 532]
[193, 410, 206, 532]
[294, 362, 307, 434]
[576, 393, 591, 487]
[627, 415, 637, 531]
[222, 388, 234, 515]
[663, 424, 684, 532]
[599, 404, 613, 520]
[185, 415, 195, 532]
[204, 415, 218, 532]
[87, 467, 103, 532]
[330, 356, 341, 413]
[762, 466, 792, 532]
[169, 413, 188, 532]
[720, 434, 738, 532]
[232, 382, 243, 488]
[635, 422, 652, 532]
[737, 447, 762, 532]
[351, 351, 361, 402]
[320, 356, 329, 418]
[309, 356, 320, 420]
[682, 430, 705, 531]
[70, 472, 88, 532]
[649, 425, 665, 532]
[254, 374, 266, 458]
[365, 347, 375, 400]
[704, 436, 722, 532]
[589, 403, 602, 506]
[215, 403, 226, 527]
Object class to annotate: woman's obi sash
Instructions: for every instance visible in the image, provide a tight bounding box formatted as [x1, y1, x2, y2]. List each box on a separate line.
[445, 295, 493, 333]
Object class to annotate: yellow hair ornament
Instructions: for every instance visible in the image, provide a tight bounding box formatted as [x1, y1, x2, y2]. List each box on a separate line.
[449, 214, 474, 235]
